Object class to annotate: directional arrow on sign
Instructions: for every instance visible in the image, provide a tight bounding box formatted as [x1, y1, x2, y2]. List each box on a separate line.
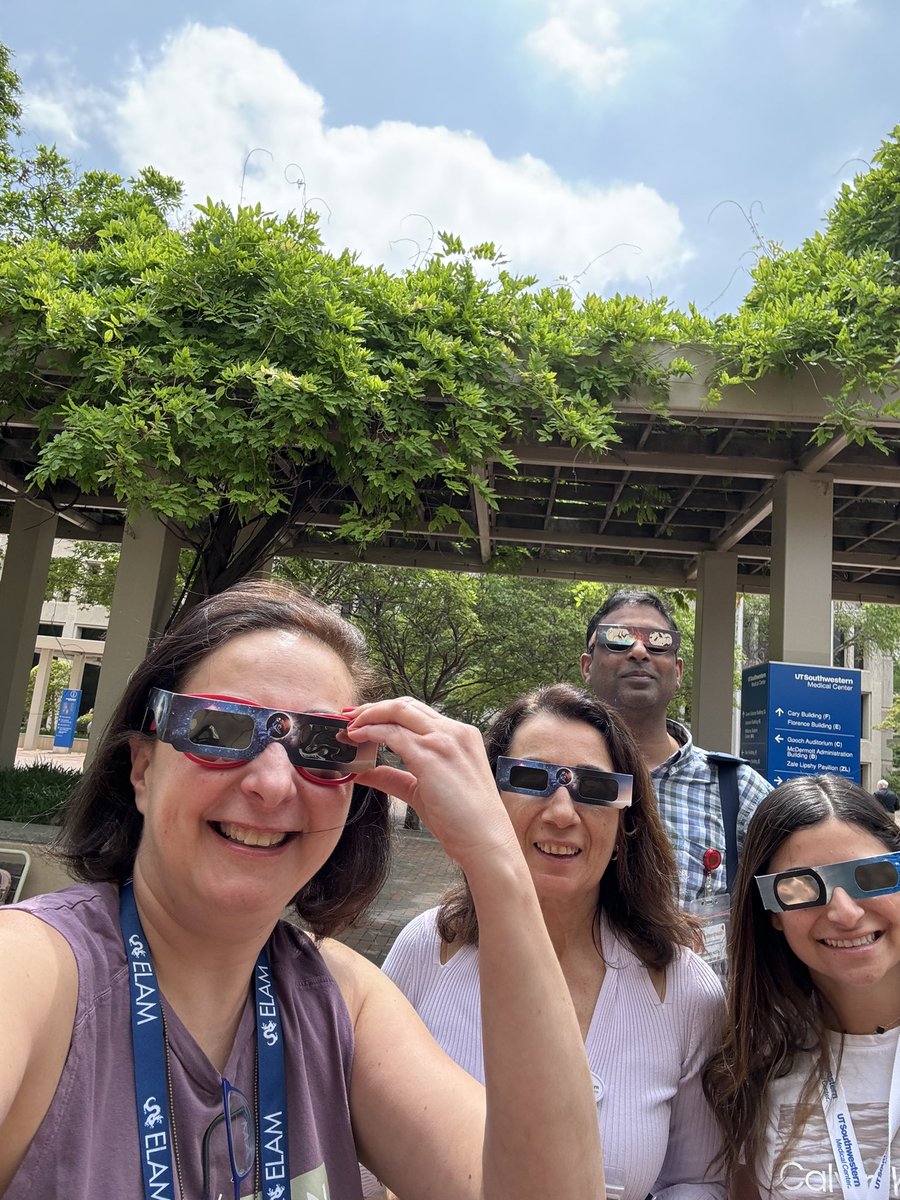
[774, 776, 784, 785]
[775, 734, 784, 743]
[775, 707, 784, 716]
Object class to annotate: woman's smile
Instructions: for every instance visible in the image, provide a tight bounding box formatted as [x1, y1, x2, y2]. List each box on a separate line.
[212, 821, 297, 849]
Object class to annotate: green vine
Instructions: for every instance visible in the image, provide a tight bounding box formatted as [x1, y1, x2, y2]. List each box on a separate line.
[0, 41, 898, 595]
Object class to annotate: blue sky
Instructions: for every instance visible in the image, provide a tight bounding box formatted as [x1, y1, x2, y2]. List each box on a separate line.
[5, 0, 899, 314]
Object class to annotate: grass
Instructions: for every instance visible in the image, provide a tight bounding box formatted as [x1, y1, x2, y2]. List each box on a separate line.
[0, 761, 81, 825]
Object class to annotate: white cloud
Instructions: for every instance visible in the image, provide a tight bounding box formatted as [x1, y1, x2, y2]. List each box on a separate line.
[97, 24, 690, 295]
[525, 2, 631, 90]
[523, 0, 673, 92]
[22, 94, 85, 147]
[22, 64, 112, 154]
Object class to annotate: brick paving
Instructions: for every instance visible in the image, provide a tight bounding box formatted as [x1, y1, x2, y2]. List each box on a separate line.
[336, 818, 460, 965]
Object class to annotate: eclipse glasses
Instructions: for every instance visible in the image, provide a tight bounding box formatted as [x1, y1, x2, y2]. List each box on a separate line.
[496, 756, 633, 809]
[589, 624, 681, 655]
[755, 852, 900, 912]
[146, 688, 378, 784]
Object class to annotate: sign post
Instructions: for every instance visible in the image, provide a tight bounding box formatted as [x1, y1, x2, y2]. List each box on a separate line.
[53, 688, 83, 751]
[740, 663, 861, 786]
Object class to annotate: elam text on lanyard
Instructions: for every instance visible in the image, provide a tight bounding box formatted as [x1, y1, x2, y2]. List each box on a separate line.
[822, 1032, 900, 1200]
[120, 881, 290, 1200]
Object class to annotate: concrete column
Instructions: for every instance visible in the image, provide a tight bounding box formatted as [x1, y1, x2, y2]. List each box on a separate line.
[86, 513, 181, 763]
[24, 648, 55, 748]
[769, 473, 833, 665]
[692, 552, 739, 752]
[0, 500, 58, 766]
[69, 653, 87, 693]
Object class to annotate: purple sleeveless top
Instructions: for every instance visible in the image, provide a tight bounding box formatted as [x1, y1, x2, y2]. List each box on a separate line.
[6, 883, 363, 1200]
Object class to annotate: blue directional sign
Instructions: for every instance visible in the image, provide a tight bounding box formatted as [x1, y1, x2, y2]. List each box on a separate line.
[53, 688, 83, 750]
[740, 662, 861, 787]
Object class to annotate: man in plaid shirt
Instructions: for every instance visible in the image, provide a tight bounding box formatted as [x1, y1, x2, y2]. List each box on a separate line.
[580, 589, 771, 906]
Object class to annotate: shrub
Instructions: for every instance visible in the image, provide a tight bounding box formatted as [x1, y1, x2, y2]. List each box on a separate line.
[0, 761, 81, 825]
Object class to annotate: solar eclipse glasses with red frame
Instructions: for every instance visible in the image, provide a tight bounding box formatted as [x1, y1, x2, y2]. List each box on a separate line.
[145, 688, 378, 785]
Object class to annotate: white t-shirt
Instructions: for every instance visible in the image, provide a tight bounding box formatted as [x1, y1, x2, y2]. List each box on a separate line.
[380, 907, 726, 1200]
[758, 1028, 900, 1199]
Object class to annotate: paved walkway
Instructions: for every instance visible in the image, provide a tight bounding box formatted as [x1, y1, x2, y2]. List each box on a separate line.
[14, 748, 85, 771]
[335, 815, 459, 965]
[13, 749, 458, 966]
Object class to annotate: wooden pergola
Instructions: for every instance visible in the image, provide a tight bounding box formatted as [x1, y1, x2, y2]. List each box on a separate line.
[1, 351, 898, 773]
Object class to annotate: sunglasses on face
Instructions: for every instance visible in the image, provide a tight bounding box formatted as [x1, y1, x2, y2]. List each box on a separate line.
[496, 756, 633, 809]
[589, 624, 681, 655]
[756, 852, 900, 912]
[145, 689, 378, 785]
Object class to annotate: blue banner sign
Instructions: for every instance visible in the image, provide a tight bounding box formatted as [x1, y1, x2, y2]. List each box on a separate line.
[740, 662, 861, 786]
[53, 688, 83, 750]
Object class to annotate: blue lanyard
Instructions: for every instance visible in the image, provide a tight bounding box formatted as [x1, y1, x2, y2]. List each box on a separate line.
[120, 882, 290, 1199]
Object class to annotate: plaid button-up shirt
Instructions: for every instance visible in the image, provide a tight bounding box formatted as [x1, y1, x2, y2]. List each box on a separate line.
[651, 720, 772, 906]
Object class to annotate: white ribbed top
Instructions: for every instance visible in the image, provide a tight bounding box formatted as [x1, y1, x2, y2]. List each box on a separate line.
[381, 907, 726, 1200]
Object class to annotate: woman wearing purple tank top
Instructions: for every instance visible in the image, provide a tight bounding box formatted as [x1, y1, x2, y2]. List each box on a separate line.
[0, 581, 603, 1200]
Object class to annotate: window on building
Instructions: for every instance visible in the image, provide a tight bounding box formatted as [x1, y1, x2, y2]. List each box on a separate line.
[37, 622, 64, 637]
[76, 627, 107, 641]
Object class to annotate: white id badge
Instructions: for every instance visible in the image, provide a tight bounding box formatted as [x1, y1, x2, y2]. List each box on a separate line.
[684, 892, 731, 980]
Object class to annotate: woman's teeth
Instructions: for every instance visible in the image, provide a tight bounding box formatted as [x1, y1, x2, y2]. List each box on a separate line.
[820, 932, 878, 948]
[536, 843, 580, 857]
[217, 823, 289, 848]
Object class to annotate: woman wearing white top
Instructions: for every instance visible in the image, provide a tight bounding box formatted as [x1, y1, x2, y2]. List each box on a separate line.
[703, 776, 900, 1199]
[374, 684, 725, 1200]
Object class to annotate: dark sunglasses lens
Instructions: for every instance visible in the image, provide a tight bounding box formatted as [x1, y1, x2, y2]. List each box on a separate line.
[576, 773, 619, 804]
[508, 764, 551, 791]
[188, 708, 255, 752]
[854, 860, 900, 892]
[774, 872, 822, 908]
[296, 722, 355, 765]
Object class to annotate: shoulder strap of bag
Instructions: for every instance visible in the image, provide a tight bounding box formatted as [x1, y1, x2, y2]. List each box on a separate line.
[705, 751, 745, 893]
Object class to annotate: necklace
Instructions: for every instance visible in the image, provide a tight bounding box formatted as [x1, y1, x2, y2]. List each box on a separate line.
[160, 1010, 186, 1200]
[161, 1007, 261, 1200]
[874, 1015, 900, 1035]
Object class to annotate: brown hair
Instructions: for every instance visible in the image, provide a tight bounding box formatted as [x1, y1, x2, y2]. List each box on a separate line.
[437, 683, 693, 968]
[702, 775, 900, 1190]
[56, 580, 391, 936]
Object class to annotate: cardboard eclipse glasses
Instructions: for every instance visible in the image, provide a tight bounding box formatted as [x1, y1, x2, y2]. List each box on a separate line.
[496, 756, 633, 809]
[756, 852, 900, 912]
[146, 688, 378, 784]
[589, 624, 681, 655]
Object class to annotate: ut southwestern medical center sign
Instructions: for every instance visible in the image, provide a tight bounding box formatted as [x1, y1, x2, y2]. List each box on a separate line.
[740, 662, 861, 786]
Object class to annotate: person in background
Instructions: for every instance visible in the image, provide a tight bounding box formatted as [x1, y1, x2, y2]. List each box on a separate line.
[580, 589, 771, 906]
[0, 582, 603, 1200]
[874, 777, 900, 815]
[370, 684, 725, 1200]
[703, 775, 900, 1199]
